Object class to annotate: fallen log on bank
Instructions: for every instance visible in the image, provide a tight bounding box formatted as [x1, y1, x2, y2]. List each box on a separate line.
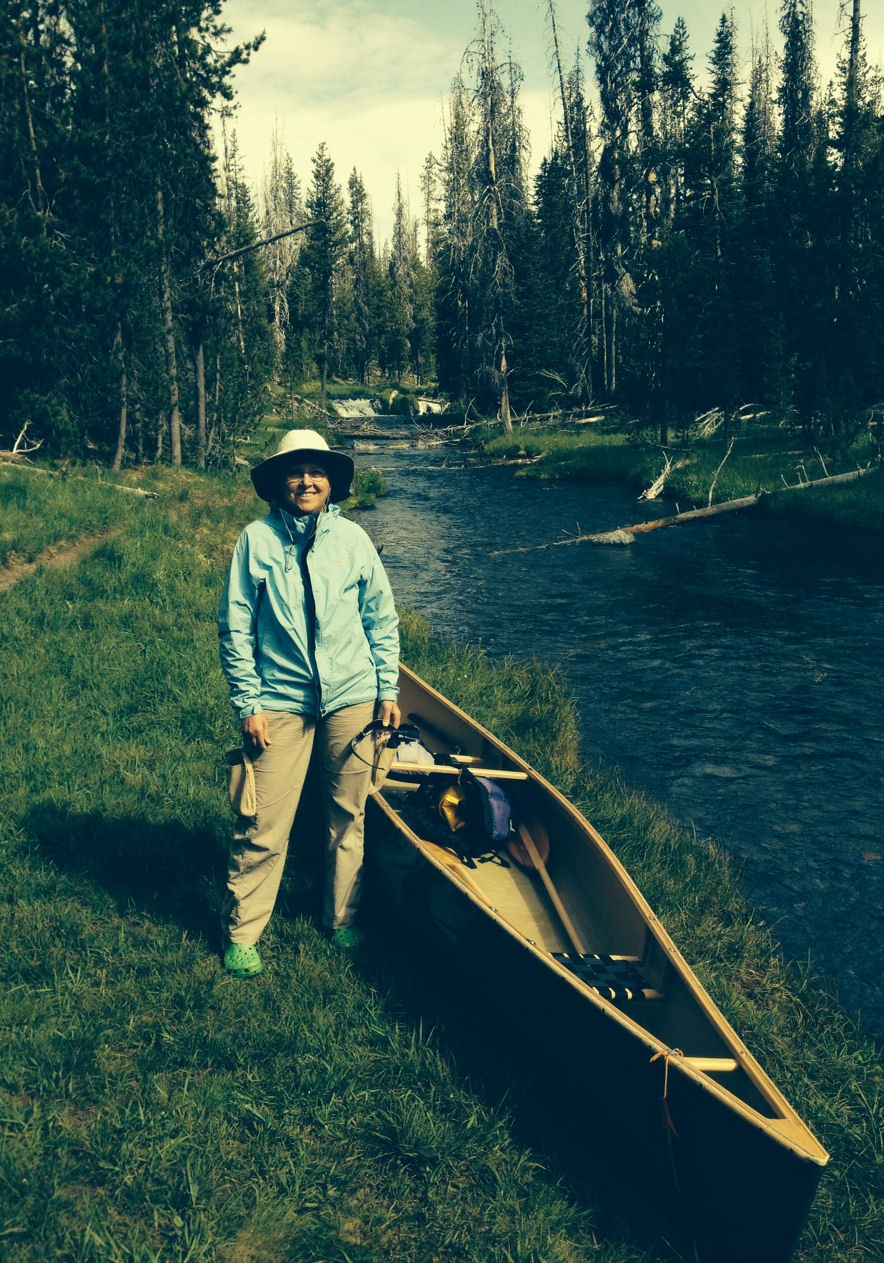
[489, 465, 875, 556]
[0, 460, 159, 499]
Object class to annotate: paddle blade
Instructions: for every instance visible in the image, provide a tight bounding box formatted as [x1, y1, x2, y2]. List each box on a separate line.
[508, 816, 551, 870]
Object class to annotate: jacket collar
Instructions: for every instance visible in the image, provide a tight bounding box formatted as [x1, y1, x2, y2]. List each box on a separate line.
[272, 502, 339, 540]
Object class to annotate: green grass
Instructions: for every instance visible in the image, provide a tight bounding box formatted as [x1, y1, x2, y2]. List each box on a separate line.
[0, 469, 881, 1261]
[0, 465, 138, 566]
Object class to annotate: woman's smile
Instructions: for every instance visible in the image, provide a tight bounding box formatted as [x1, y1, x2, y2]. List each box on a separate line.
[281, 463, 332, 515]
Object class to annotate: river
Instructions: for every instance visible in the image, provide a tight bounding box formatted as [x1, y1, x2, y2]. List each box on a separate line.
[354, 444, 884, 1044]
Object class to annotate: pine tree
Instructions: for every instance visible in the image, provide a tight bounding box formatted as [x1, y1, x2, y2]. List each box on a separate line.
[435, 74, 476, 403]
[295, 143, 348, 415]
[0, 0, 262, 464]
[523, 149, 584, 409]
[544, 2, 594, 401]
[685, 11, 742, 416]
[775, 0, 825, 421]
[468, 0, 527, 430]
[204, 126, 273, 465]
[659, 17, 694, 225]
[738, 36, 784, 406]
[587, 0, 640, 395]
[0, 1, 76, 449]
[827, 0, 884, 428]
[387, 175, 416, 381]
[346, 169, 379, 385]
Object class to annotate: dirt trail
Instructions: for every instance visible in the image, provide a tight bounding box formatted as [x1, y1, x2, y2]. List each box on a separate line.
[0, 533, 114, 593]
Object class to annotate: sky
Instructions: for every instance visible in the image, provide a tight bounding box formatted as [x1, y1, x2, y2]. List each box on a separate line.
[218, 1, 884, 242]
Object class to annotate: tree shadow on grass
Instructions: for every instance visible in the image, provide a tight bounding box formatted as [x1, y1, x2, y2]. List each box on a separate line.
[25, 800, 227, 943]
[24, 787, 330, 950]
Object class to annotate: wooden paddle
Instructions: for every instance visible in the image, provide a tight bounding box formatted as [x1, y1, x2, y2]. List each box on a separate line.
[405, 708, 585, 955]
[512, 811, 591, 958]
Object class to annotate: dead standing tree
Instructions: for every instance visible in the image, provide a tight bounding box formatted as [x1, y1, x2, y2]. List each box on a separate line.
[545, 0, 594, 401]
[468, 0, 526, 435]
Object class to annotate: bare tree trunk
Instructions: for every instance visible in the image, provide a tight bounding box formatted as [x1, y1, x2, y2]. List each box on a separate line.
[111, 324, 128, 471]
[16, 37, 48, 224]
[499, 340, 512, 432]
[195, 341, 207, 469]
[156, 179, 183, 466]
[206, 352, 221, 458]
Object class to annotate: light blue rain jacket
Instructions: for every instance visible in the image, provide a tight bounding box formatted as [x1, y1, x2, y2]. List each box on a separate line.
[218, 504, 399, 719]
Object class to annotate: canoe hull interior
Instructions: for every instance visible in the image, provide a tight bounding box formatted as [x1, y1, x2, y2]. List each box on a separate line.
[363, 665, 827, 1263]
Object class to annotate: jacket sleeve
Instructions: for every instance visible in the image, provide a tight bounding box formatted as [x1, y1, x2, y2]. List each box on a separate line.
[359, 543, 400, 702]
[218, 531, 264, 718]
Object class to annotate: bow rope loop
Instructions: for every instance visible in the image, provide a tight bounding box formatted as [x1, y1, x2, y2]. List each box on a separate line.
[650, 1046, 684, 1105]
[651, 1047, 684, 1193]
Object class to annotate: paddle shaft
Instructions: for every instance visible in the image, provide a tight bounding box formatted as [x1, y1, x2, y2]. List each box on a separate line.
[516, 818, 591, 957]
[404, 708, 588, 956]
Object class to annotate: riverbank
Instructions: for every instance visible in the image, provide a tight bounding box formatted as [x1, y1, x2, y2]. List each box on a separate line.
[0, 463, 881, 1261]
[479, 421, 884, 535]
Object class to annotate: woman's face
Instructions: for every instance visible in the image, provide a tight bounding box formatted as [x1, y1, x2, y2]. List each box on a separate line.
[279, 462, 332, 515]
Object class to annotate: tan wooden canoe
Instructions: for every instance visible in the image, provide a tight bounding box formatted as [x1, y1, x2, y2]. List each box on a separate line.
[365, 664, 829, 1263]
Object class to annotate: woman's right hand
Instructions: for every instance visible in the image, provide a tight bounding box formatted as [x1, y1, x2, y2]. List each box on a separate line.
[243, 713, 271, 751]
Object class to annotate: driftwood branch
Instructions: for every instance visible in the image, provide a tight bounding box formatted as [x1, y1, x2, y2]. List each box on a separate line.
[707, 438, 735, 507]
[489, 466, 875, 556]
[0, 421, 43, 459]
[638, 453, 690, 502]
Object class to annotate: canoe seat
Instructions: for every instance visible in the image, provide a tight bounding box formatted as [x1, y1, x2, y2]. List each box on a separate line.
[553, 952, 663, 1002]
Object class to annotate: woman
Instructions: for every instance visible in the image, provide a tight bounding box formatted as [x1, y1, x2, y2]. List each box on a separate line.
[218, 429, 400, 978]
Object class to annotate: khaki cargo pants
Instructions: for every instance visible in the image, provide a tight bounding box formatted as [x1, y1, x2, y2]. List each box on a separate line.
[223, 701, 376, 943]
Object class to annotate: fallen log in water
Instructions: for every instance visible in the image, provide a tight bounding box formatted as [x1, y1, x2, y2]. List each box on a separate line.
[489, 466, 875, 555]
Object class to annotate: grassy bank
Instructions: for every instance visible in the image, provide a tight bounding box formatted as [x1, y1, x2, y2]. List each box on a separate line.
[0, 468, 881, 1261]
[481, 421, 884, 534]
[0, 456, 387, 571]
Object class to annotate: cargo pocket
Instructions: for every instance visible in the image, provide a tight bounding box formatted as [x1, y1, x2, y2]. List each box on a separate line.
[224, 749, 257, 818]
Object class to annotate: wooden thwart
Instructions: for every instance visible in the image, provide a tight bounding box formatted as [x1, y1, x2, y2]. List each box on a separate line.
[392, 762, 529, 780]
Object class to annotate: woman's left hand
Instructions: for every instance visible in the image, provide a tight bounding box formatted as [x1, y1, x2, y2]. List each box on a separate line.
[377, 700, 401, 729]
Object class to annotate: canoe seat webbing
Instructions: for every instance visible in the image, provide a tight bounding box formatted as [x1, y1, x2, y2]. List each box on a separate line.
[553, 952, 662, 1002]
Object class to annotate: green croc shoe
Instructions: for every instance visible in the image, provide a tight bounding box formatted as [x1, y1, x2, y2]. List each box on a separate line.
[223, 943, 263, 978]
[331, 926, 365, 951]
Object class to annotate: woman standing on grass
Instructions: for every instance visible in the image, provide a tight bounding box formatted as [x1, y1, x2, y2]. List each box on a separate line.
[218, 429, 400, 978]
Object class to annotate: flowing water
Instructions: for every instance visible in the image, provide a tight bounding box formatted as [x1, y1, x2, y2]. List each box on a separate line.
[355, 445, 884, 1043]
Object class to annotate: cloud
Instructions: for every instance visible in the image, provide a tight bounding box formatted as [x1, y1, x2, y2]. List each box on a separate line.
[220, 1, 559, 241]
[220, 1, 469, 236]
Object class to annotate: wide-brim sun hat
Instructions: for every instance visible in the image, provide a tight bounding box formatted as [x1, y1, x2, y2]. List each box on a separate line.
[251, 429, 355, 503]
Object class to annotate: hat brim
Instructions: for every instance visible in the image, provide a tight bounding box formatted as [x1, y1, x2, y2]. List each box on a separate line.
[251, 447, 355, 503]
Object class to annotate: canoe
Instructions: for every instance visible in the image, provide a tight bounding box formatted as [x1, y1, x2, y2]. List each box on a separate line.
[365, 664, 829, 1263]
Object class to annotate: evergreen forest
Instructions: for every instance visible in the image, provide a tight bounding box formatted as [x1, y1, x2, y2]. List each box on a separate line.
[2, 0, 883, 466]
